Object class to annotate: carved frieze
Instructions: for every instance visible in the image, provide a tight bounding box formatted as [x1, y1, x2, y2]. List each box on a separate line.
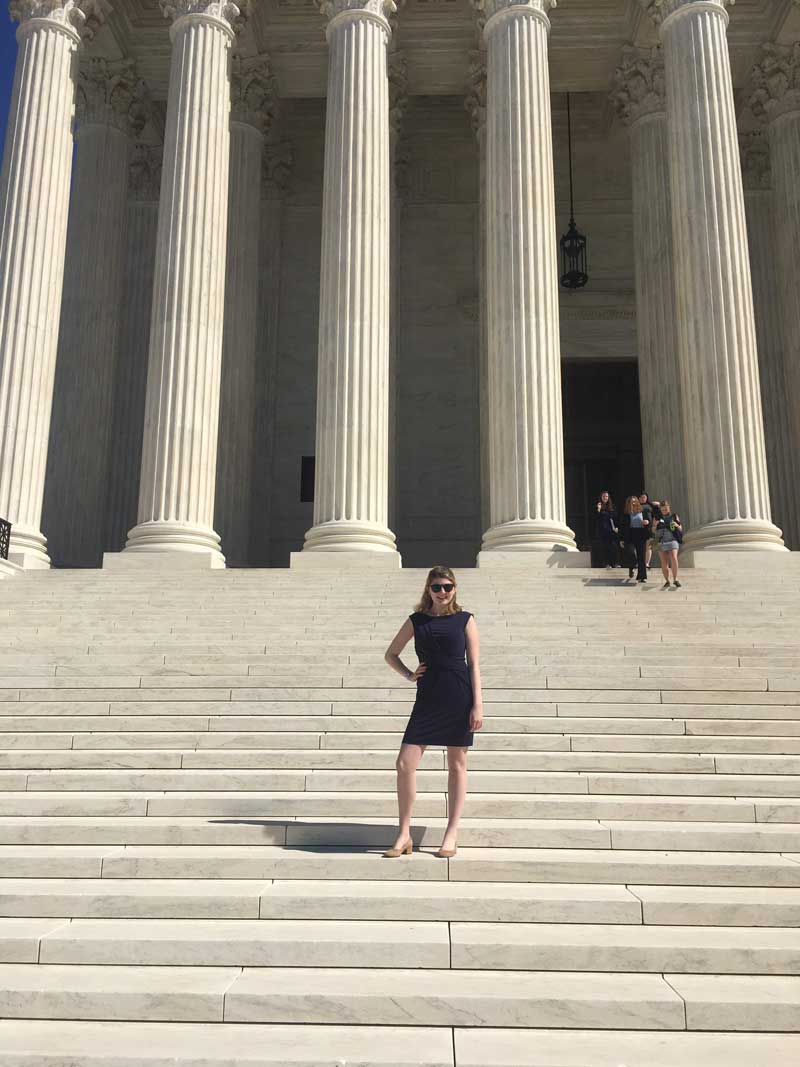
[739, 130, 771, 191]
[262, 141, 294, 200]
[749, 43, 800, 124]
[77, 58, 150, 138]
[610, 46, 666, 126]
[231, 54, 278, 135]
[129, 143, 164, 201]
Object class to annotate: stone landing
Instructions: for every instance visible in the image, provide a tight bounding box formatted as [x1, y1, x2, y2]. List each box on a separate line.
[0, 560, 799, 1064]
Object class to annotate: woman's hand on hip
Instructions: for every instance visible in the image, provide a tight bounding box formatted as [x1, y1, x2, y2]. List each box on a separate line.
[409, 664, 427, 683]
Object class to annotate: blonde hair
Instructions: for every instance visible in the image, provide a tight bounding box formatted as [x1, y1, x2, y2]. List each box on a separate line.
[414, 565, 462, 615]
[625, 495, 642, 515]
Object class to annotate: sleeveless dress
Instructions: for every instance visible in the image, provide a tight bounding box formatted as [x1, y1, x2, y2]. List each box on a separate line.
[402, 611, 475, 748]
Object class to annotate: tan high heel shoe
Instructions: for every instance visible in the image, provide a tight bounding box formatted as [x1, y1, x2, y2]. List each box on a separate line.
[383, 838, 413, 858]
[435, 845, 457, 858]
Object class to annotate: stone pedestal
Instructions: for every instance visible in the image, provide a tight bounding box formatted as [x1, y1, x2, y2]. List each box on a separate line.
[123, 0, 245, 564]
[43, 58, 145, 568]
[215, 55, 277, 567]
[477, 0, 576, 556]
[612, 46, 686, 514]
[652, 0, 784, 551]
[749, 43, 800, 550]
[0, 0, 100, 569]
[739, 131, 799, 550]
[299, 0, 399, 558]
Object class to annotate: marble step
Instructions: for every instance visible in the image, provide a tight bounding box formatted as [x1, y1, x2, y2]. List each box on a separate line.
[6, 815, 800, 852]
[0, 917, 792, 974]
[0, 878, 643, 922]
[3, 1023, 794, 1067]
[0, 790, 765, 822]
[455, 1028, 800, 1066]
[0, 963, 686, 1028]
[3, 845, 799, 885]
[0, 1020, 457, 1067]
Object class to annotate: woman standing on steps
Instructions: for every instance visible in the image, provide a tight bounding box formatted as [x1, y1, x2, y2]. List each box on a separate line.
[383, 566, 483, 859]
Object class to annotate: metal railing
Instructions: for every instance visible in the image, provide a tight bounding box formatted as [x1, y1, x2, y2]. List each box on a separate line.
[0, 519, 10, 561]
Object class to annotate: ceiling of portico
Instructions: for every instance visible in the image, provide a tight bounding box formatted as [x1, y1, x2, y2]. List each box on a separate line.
[95, 0, 798, 102]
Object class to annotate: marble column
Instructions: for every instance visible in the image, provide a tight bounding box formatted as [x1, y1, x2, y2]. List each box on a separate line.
[124, 0, 246, 563]
[648, 0, 783, 551]
[43, 58, 146, 567]
[0, 0, 102, 568]
[105, 145, 163, 552]
[611, 46, 686, 513]
[477, 0, 575, 554]
[215, 55, 277, 567]
[387, 49, 407, 539]
[739, 131, 799, 550]
[250, 141, 293, 565]
[299, 0, 399, 557]
[465, 49, 491, 538]
[749, 42, 800, 550]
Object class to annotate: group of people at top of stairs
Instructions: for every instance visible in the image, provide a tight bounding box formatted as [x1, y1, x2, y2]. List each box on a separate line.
[383, 566, 483, 861]
[596, 491, 683, 590]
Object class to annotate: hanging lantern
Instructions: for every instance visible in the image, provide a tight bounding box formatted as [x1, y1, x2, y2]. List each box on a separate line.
[560, 92, 588, 290]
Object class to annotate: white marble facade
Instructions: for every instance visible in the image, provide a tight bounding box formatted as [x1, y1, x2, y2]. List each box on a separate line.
[0, 0, 798, 570]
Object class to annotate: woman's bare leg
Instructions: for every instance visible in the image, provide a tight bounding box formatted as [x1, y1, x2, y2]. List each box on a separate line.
[391, 743, 426, 849]
[670, 550, 679, 581]
[659, 551, 670, 583]
[441, 746, 469, 851]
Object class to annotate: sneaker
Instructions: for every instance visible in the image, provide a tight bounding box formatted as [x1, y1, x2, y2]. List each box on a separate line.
[628, 569, 634, 579]
[673, 580, 682, 588]
[637, 577, 646, 583]
[662, 581, 671, 590]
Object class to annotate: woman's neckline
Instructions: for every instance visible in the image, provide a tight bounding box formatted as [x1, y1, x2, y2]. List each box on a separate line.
[421, 610, 461, 618]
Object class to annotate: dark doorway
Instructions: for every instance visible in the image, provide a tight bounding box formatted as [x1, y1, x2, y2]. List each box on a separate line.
[562, 360, 645, 551]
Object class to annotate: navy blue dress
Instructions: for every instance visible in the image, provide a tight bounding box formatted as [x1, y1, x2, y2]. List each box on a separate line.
[402, 611, 475, 748]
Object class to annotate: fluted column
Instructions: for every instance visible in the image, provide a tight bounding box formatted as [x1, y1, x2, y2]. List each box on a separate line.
[739, 131, 799, 550]
[648, 0, 783, 551]
[0, 0, 102, 568]
[215, 55, 277, 567]
[611, 46, 686, 513]
[387, 49, 407, 539]
[477, 0, 575, 554]
[299, 0, 398, 557]
[465, 49, 490, 537]
[124, 0, 246, 563]
[43, 58, 147, 567]
[749, 42, 800, 550]
[105, 145, 162, 552]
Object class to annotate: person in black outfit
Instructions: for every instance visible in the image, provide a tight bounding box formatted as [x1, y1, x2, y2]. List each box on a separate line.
[619, 495, 651, 582]
[595, 491, 619, 568]
[383, 566, 484, 859]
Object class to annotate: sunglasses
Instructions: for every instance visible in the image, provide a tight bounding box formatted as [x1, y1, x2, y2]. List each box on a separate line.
[430, 583, 454, 593]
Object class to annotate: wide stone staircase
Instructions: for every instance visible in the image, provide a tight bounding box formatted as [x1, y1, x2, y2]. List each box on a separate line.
[0, 558, 800, 1065]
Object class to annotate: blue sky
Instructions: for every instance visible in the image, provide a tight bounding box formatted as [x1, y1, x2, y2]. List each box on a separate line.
[0, 19, 17, 152]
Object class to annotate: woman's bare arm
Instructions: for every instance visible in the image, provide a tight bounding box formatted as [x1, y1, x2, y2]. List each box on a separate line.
[465, 616, 484, 730]
[384, 618, 426, 682]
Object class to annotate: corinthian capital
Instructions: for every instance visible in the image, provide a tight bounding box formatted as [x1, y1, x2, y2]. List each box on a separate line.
[231, 54, 278, 135]
[749, 42, 800, 124]
[611, 46, 666, 126]
[316, 0, 396, 28]
[160, 0, 250, 35]
[739, 130, 771, 191]
[472, 0, 555, 30]
[10, 0, 108, 40]
[77, 58, 150, 138]
[640, 0, 732, 28]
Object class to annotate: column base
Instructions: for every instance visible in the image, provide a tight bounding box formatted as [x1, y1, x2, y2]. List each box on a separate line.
[7, 526, 51, 570]
[480, 519, 577, 553]
[683, 518, 786, 554]
[122, 520, 226, 567]
[0, 559, 21, 580]
[300, 518, 399, 555]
